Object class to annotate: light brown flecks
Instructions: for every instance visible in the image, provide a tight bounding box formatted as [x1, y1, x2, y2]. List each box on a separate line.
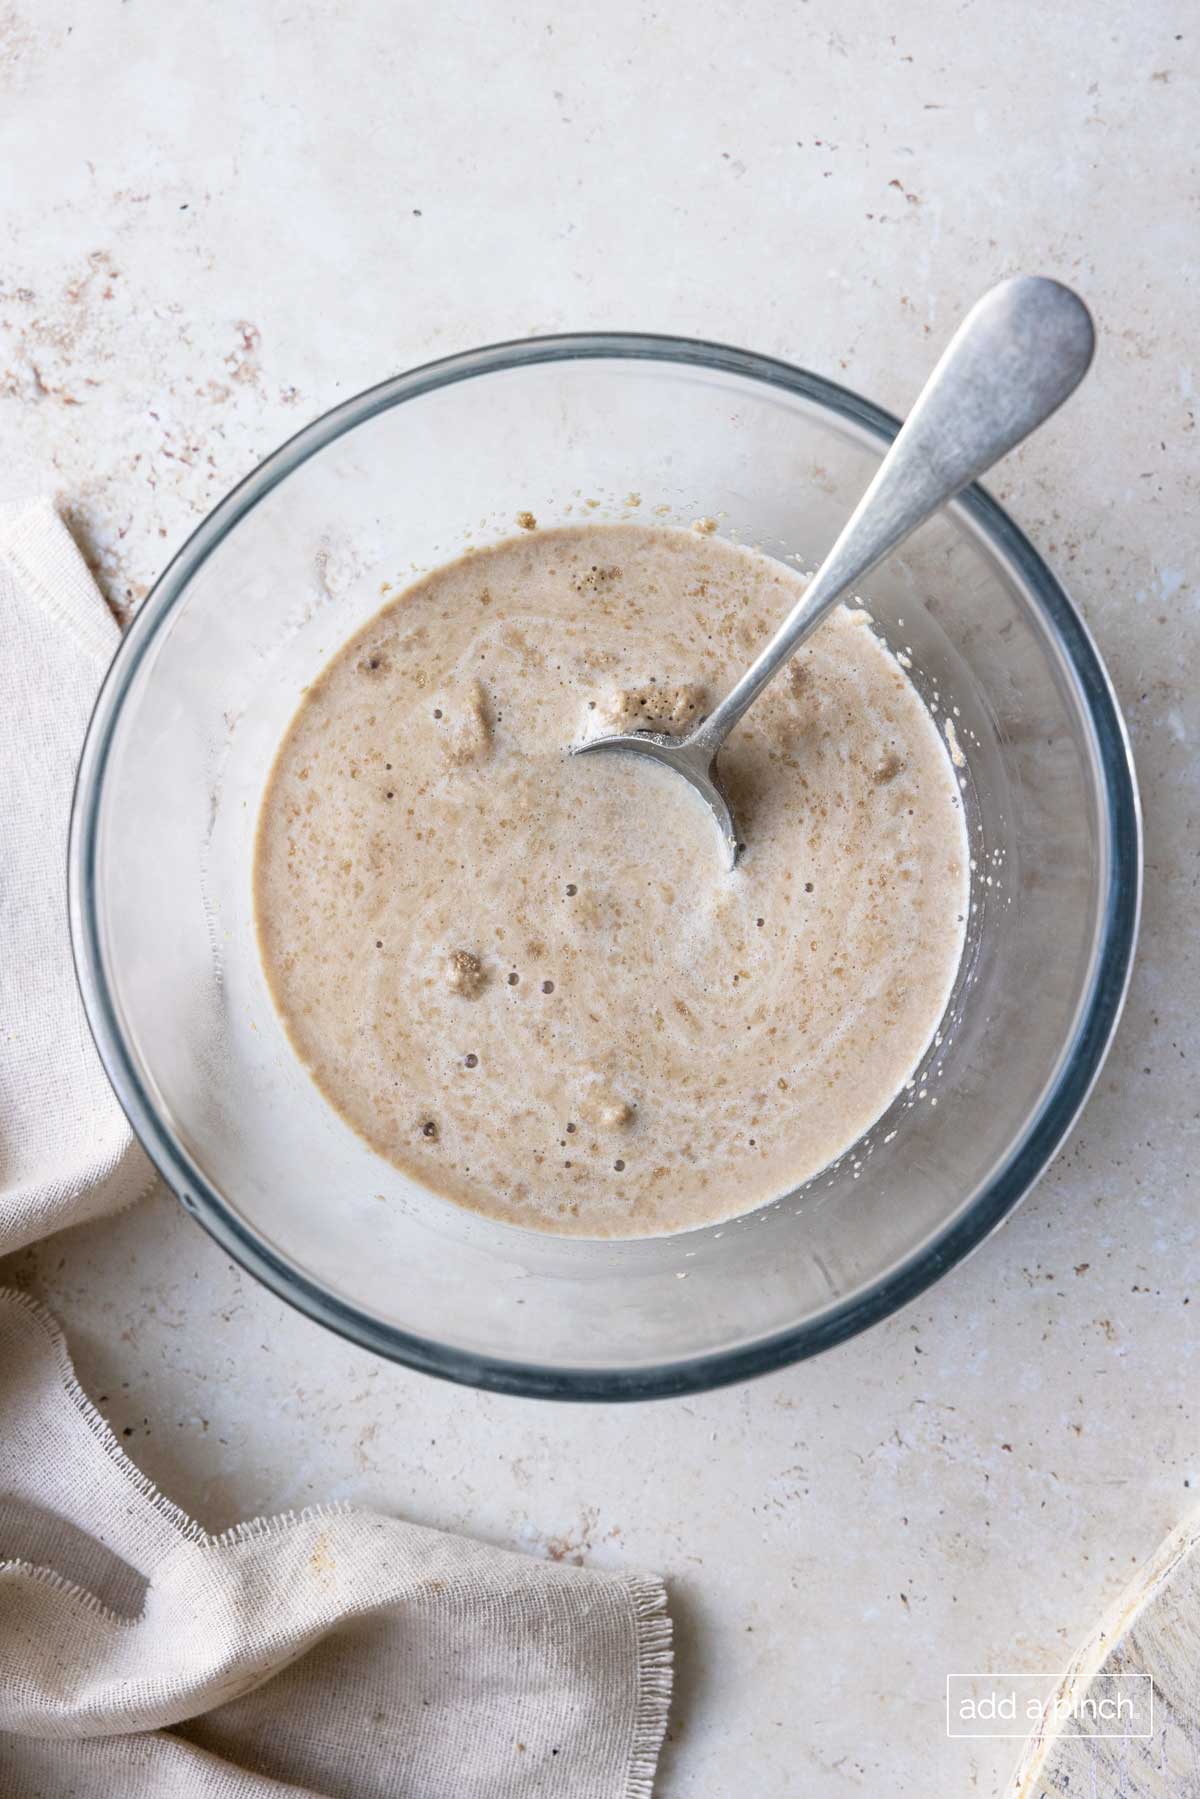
[944, 717, 966, 767]
[595, 681, 707, 734]
[692, 516, 718, 534]
[542, 1506, 599, 1565]
[516, 510, 537, 531]
[874, 752, 904, 785]
[226, 320, 263, 387]
[587, 1092, 634, 1129]
[442, 677, 492, 766]
[0, 239, 316, 619]
[445, 949, 486, 997]
[573, 563, 622, 595]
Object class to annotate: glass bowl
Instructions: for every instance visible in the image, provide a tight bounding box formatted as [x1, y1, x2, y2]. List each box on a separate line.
[69, 335, 1140, 1400]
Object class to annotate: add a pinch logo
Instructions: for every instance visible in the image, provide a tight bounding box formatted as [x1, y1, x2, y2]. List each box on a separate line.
[945, 1673, 1153, 1740]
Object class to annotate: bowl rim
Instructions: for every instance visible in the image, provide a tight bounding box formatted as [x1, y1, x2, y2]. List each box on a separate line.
[69, 331, 1142, 1401]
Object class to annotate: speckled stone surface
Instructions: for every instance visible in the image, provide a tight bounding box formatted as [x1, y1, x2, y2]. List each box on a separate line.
[1, 4, 1195, 1793]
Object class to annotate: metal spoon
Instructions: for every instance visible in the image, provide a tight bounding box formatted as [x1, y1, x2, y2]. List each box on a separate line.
[573, 275, 1095, 867]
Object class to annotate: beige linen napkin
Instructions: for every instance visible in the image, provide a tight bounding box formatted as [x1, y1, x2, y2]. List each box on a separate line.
[0, 501, 673, 1798]
[0, 499, 153, 1256]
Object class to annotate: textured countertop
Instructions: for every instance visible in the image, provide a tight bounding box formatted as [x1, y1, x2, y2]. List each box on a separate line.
[1, 3, 1195, 1792]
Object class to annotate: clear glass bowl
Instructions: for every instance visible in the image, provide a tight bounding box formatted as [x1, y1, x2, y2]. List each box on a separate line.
[69, 336, 1141, 1400]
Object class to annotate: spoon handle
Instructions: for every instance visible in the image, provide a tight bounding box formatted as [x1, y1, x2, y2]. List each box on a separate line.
[692, 275, 1095, 752]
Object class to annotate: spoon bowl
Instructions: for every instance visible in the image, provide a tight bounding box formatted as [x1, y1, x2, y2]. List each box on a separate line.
[573, 727, 740, 866]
